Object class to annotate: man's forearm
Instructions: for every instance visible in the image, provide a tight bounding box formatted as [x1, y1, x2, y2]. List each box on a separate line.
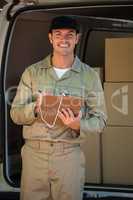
[10, 102, 36, 125]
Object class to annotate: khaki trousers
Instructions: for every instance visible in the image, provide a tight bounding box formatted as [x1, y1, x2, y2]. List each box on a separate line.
[20, 140, 85, 200]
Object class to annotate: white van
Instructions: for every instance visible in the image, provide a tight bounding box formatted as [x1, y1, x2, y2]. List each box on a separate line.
[0, 0, 133, 199]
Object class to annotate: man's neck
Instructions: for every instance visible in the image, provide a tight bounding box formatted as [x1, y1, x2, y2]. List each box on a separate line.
[52, 54, 74, 69]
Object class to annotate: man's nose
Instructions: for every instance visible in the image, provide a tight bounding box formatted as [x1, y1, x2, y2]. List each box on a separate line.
[60, 35, 68, 41]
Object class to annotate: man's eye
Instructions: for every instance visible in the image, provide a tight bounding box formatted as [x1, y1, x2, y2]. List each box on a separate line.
[54, 34, 61, 37]
[68, 34, 74, 38]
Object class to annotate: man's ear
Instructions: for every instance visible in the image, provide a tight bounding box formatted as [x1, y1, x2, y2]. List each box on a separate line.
[48, 33, 53, 44]
[75, 33, 81, 44]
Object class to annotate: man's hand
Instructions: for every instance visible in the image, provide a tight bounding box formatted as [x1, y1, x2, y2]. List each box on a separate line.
[58, 108, 81, 131]
[34, 92, 43, 113]
[34, 91, 52, 113]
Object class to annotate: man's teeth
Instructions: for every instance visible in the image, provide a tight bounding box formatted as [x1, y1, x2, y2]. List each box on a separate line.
[59, 44, 68, 47]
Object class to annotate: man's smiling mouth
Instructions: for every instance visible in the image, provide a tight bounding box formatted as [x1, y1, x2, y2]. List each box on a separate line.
[59, 44, 69, 48]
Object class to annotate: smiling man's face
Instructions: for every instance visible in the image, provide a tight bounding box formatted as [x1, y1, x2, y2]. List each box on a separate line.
[48, 28, 80, 56]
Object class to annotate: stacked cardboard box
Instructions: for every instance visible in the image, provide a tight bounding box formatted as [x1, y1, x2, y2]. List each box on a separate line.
[81, 133, 101, 183]
[102, 126, 133, 185]
[103, 37, 133, 185]
[105, 37, 133, 82]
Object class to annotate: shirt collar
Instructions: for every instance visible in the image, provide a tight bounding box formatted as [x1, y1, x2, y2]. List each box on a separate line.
[41, 54, 81, 73]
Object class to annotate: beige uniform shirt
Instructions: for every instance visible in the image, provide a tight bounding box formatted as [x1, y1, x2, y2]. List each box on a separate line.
[10, 54, 107, 144]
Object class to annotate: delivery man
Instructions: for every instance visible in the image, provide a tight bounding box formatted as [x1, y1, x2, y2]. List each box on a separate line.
[10, 15, 107, 200]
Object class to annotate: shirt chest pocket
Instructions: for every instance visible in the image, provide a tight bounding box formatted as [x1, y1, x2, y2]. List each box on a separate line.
[56, 84, 86, 98]
[32, 74, 55, 95]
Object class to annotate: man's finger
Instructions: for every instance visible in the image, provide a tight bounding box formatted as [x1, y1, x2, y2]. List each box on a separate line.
[61, 108, 70, 118]
[58, 111, 66, 122]
[77, 110, 82, 119]
[66, 108, 75, 118]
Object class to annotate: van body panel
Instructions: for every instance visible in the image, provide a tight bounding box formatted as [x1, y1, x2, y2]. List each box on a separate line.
[0, 4, 10, 69]
[1, 1, 133, 199]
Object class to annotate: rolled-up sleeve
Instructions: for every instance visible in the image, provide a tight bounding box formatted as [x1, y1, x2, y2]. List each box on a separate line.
[10, 68, 36, 125]
[80, 71, 107, 135]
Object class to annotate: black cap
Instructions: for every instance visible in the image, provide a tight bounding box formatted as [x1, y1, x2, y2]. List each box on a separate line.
[49, 16, 80, 33]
